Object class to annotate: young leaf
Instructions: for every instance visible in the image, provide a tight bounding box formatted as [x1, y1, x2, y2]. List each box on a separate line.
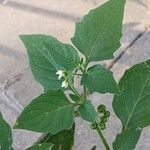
[20, 35, 80, 91]
[81, 65, 118, 94]
[0, 112, 12, 150]
[14, 90, 74, 134]
[26, 143, 53, 150]
[113, 128, 141, 150]
[39, 124, 75, 150]
[113, 60, 150, 149]
[78, 100, 96, 122]
[71, 0, 126, 62]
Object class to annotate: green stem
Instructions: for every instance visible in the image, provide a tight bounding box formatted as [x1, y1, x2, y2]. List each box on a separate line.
[69, 84, 80, 97]
[69, 84, 84, 102]
[83, 85, 87, 99]
[96, 127, 110, 150]
[74, 73, 82, 76]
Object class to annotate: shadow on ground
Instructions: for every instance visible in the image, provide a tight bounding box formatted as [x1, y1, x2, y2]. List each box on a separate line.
[1, 1, 80, 22]
[130, 0, 149, 8]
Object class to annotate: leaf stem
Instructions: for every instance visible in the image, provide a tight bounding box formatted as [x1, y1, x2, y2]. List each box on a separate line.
[74, 73, 82, 76]
[83, 85, 87, 99]
[69, 84, 84, 102]
[96, 126, 110, 150]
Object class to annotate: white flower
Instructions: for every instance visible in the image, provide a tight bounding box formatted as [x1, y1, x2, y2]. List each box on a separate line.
[61, 80, 68, 88]
[56, 70, 64, 80]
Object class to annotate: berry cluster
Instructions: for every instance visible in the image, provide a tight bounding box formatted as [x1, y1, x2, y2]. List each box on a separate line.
[91, 105, 110, 130]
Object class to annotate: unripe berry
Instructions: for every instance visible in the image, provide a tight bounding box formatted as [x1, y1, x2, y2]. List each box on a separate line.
[101, 116, 107, 123]
[98, 122, 106, 130]
[97, 105, 106, 113]
[104, 111, 110, 118]
[90, 122, 97, 130]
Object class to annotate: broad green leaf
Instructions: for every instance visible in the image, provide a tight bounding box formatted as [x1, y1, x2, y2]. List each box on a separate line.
[113, 128, 141, 150]
[81, 65, 118, 94]
[39, 124, 75, 150]
[14, 90, 74, 134]
[20, 35, 80, 91]
[78, 100, 96, 122]
[26, 143, 53, 150]
[113, 60, 150, 129]
[0, 112, 12, 150]
[71, 0, 126, 62]
[113, 60, 150, 149]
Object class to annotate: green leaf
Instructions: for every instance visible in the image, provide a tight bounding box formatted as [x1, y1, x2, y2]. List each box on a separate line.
[71, 0, 126, 62]
[26, 143, 53, 150]
[39, 124, 75, 150]
[113, 128, 141, 150]
[113, 60, 150, 149]
[0, 112, 12, 150]
[43, 40, 80, 71]
[81, 65, 118, 94]
[20, 35, 80, 91]
[78, 100, 96, 122]
[113, 60, 150, 129]
[14, 90, 74, 134]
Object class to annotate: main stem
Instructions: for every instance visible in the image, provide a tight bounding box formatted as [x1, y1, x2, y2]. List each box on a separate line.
[73, 62, 110, 150]
[96, 127, 110, 150]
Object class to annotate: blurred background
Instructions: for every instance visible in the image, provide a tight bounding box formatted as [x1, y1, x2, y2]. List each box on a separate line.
[0, 0, 150, 149]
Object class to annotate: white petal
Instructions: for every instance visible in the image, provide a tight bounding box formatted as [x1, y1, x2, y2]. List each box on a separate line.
[58, 75, 61, 80]
[56, 70, 65, 80]
[56, 70, 63, 75]
[61, 80, 68, 88]
[65, 82, 68, 88]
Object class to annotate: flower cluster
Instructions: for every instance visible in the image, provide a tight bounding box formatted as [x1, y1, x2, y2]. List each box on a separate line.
[56, 70, 68, 88]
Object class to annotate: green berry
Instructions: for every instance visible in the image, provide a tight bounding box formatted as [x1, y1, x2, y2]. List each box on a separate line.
[97, 105, 106, 113]
[104, 111, 110, 118]
[90, 122, 97, 130]
[101, 116, 107, 123]
[98, 122, 106, 130]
